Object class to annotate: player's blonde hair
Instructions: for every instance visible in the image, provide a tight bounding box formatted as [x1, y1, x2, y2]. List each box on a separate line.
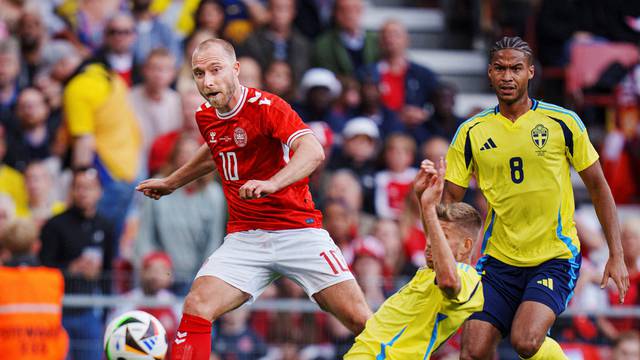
[436, 203, 482, 239]
[194, 38, 237, 63]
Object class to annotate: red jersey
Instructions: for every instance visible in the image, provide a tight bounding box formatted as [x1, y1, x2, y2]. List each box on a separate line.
[195, 86, 323, 233]
[378, 61, 406, 112]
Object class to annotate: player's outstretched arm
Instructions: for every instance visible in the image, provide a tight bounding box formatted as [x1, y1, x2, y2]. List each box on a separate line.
[136, 143, 216, 200]
[579, 161, 629, 303]
[239, 133, 324, 199]
[417, 158, 461, 298]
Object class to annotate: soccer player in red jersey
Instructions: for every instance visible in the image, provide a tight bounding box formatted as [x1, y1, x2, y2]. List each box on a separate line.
[137, 39, 372, 360]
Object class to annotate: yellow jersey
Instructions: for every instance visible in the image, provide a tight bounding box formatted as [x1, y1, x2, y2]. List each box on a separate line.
[446, 100, 599, 267]
[0, 164, 28, 217]
[63, 63, 141, 182]
[345, 263, 483, 359]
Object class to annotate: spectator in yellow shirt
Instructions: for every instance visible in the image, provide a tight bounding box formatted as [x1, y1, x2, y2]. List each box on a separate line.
[0, 125, 28, 217]
[63, 35, 142, 245]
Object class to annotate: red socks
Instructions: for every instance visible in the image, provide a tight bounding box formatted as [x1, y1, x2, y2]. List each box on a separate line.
[169, 313, 212, 360]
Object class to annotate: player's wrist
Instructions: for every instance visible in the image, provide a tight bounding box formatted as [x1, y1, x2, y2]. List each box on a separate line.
[609, 251, 624, 261]
[267, 177, 283, 192]
[164, 175, 179, 191]
[421, 203, 438, 217]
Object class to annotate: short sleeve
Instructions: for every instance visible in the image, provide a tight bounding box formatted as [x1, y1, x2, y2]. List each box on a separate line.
[570, 125, 599, 172]
[445, 123, 473, 188]
[450, 263, 482, 304]
[264, 96, 313, 148]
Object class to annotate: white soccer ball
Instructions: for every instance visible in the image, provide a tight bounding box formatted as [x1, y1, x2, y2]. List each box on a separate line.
[104, 310, 168, 360]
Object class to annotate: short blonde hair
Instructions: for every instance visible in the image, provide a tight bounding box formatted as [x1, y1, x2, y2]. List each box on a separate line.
[194, 38, 237, 62]
[1, 218, 38, 256]
[436, 202, 482, 238]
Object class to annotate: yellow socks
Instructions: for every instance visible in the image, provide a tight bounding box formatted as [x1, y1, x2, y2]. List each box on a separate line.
[519, 337, 568, 360]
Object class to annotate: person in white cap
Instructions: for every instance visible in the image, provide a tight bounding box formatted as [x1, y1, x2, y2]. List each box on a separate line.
[294, 68, 347, 133]
[329, 117, 380, 213]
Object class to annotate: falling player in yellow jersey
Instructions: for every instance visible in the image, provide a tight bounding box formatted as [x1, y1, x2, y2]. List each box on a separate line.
[445, 37, 630, 360]
[345, 158, 484, 359]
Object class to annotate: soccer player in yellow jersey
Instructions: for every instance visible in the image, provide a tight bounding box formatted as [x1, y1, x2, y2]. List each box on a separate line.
[445, 37, 630, 360]
[345, 158, 484, 359]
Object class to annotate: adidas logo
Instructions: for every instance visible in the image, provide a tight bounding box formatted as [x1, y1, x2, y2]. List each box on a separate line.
[480, 138, 497, 151]
[175, 331, 187, 345]
[537, 278, 554, 290]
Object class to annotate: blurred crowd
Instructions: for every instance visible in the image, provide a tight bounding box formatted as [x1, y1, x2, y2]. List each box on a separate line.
[0, 0, 639, 359]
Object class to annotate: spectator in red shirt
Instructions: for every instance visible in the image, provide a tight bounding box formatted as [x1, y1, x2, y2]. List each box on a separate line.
[363, 20, 439, 144]
[374, 133, 417, 219]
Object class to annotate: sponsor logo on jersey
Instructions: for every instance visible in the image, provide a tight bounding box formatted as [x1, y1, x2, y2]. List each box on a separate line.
[208, 131, 217, 143]
[480, 138, 497, 151]
[234, 127, 248, 147]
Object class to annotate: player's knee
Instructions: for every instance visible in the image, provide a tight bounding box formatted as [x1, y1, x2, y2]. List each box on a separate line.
[350, 311, 370, 334]
[460, 345, 493, 360]
[511, 335, 544, 358]
[343, 305, 371, 335]
[183, 291, 216, 321]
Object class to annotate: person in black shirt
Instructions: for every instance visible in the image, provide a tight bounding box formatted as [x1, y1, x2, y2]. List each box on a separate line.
[4, 88, 59, 171]
[423, 82, 465, 142]
[40, 167, 114, 360]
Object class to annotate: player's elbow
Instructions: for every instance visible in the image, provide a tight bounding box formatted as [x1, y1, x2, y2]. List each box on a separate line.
[315, 146, 325, 163]
[307, 139, 325, 166]
[437, 273, 461, 298]
[295, 135, 325, 167]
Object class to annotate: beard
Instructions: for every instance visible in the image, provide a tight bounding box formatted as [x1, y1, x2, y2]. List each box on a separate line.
[20, 36, 40, 52]
[207, 92, 229, 108]
[207, 82, 237, 110]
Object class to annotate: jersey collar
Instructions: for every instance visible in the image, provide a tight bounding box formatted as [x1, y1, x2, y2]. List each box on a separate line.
[216, 86, 247, 119]
[494, 98, 538, 114]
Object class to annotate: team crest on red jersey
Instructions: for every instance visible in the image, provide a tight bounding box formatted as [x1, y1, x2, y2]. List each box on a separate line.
[234, 127, 248, 147]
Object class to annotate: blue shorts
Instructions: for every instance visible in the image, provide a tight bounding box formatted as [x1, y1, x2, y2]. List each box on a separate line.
[469, 255, 581, 337]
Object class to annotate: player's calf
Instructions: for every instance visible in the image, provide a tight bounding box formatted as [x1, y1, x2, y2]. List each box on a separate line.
[460, 320, 502, 360]
[170, 276, 251, 360]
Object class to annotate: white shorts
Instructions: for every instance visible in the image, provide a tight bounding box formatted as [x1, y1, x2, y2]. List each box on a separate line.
[195, 228, 355, 302]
